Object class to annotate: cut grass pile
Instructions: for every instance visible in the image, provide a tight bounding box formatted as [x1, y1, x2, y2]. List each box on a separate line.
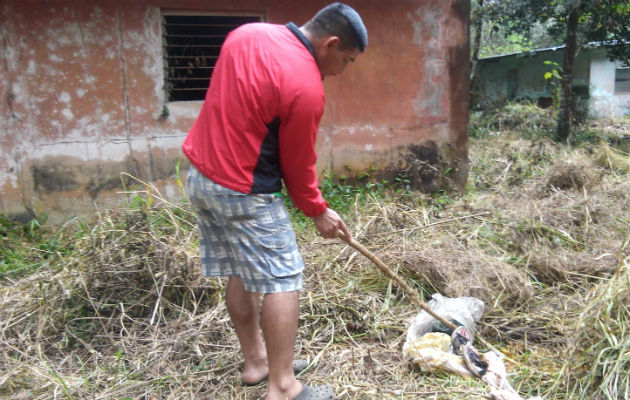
[1, 111, 629, 399]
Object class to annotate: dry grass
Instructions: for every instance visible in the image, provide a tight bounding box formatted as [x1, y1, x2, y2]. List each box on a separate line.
[1, 120, 629, 399]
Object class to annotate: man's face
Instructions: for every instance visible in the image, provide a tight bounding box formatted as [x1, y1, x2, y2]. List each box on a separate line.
[316, 38, 360, 79]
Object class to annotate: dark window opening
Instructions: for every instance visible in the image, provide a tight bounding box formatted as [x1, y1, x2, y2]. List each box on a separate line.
[507, 69, 518, 99]
[615, 68, 630, 94]
[162, 14, 262, 102]
[537, 97, 553, 109]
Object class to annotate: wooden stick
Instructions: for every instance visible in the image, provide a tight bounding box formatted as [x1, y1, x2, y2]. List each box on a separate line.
[338, 232, 458, 331]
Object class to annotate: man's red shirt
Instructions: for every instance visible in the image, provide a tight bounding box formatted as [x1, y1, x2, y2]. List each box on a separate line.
[182, 22, 329, 217]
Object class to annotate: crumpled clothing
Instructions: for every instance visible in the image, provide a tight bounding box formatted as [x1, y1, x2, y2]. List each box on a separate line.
[402, 332, 474, 377]
[404, 334, 543, 399]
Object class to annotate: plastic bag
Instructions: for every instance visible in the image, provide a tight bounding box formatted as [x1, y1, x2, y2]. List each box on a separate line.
[404, 293, 485, 344]
[402, 294, 484, 372]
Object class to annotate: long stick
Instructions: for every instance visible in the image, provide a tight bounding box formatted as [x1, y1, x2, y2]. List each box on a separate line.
[338, 232, 458, 331]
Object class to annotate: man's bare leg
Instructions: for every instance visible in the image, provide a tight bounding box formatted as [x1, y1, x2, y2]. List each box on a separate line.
[262, 291, 302, 400]
[225, 276, 268, 384]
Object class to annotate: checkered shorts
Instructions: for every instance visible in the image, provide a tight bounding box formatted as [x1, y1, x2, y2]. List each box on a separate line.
[186, 165, 304, 293]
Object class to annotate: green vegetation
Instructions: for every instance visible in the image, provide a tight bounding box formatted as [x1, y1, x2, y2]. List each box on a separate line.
[0, 213, 69, 276]
[284, 172, 408, 232]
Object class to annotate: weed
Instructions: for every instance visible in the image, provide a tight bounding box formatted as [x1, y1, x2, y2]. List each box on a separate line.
[543, 60, 562, 109]
[0, 214, 68, 276]
[284, 173, 401, 233]
[430, 190, 453, 209]
[569, 126, 606, 146]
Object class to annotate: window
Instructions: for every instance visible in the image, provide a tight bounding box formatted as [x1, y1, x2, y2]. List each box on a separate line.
[162, 14, 262, 101]
[615, 68, 630, 93]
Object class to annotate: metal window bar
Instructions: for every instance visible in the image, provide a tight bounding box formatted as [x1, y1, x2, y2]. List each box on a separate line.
[162, 14, 261, 101]
[615, 68, 630, 93]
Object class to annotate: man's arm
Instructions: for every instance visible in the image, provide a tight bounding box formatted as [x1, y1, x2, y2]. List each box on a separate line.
[278, 86, 328, 217]
[278, 78, 351, 241]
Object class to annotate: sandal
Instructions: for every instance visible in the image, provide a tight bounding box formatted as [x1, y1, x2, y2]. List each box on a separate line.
[242, 359, 310, 386]
[293, 384, 334, 400]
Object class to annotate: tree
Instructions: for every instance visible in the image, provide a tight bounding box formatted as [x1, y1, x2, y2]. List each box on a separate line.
[476, 10, 559, 59]
[484, 0, 630, 141]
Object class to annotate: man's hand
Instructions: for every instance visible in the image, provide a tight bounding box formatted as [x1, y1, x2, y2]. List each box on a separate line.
[312, 208, 352, 242]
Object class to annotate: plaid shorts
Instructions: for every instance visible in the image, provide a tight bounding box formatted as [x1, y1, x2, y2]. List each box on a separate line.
[186, 165, 304, 293]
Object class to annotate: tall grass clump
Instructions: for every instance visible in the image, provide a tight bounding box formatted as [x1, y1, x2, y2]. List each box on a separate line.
[470, 101, 556, 139]
[560, 263, 630, 400]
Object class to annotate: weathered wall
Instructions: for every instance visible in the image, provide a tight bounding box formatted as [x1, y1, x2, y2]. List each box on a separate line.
[0, 0, 470, 223]
[589, 49, 630, 118]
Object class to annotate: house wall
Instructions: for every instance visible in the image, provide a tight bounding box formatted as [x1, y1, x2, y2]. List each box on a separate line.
[0, 0, 470, 223]
[588, 49, 630, 118]
[478, 47, 629, 119]
[479, 49, 590, 106]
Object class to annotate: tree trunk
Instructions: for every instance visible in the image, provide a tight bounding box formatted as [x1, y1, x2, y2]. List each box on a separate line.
[555, 5, 580, 142]
[469, 0, 484, 108]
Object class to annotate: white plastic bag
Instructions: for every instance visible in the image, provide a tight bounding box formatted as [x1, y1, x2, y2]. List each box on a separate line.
[405, 293, 485, 345]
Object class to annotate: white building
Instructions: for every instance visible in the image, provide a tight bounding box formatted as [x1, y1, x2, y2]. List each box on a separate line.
[478, 44, 630, 119]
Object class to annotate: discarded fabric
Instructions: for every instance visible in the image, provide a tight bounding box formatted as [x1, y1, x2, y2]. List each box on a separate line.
[402, 294, 543, 400]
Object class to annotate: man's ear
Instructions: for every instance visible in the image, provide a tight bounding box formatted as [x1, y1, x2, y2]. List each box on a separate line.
[323, 35, 340, 50]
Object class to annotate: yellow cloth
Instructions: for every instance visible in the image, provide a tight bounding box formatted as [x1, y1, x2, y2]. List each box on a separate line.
[402, 332, 473, 377]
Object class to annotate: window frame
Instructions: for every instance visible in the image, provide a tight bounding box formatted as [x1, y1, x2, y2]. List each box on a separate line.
[161, 11, 265, 102]
[614, 67, 630, 94]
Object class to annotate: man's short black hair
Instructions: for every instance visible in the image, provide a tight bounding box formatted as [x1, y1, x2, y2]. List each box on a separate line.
[305, 2, 368, 52]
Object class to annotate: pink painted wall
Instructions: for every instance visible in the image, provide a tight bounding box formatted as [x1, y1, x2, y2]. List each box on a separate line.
[0, 0, 470, 222]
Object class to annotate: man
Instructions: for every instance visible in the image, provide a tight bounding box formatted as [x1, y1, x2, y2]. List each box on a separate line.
[182, 3, 367, 399]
